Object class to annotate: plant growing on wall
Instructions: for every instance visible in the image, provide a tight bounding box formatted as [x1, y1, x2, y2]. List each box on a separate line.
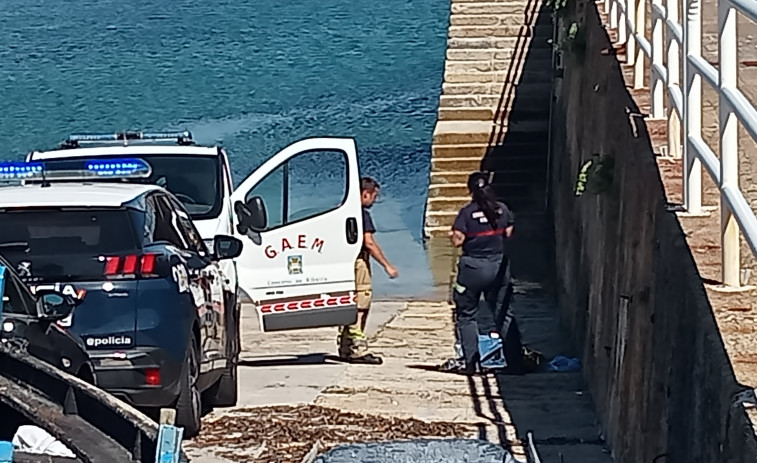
[546, 0, 571, 17]
[574, 154, 615, 196]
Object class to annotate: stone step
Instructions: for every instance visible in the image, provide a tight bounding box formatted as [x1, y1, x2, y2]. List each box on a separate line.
[426, 195, 546, 216]
[447, 36, 552, 51]
[432, 142, 548, 160]
[432, 144, 489, 159]
[447, 47, 553, 62]
[450, 13, 552, 27]
[432, 120, 551, 145]
[439, 91, 551, 109]
[429, 177, 545, 197]
[448, 24, 553, 38]
[431, 157, 484, 172]
[431, 153, 548, 172]
[431, 140, 548, 165]
[436, 107, 481, 121]
[443, 70, 554, 84]
[451, 3, 548, 15]
[439, 107, 498, 121]
[444, 61, 553, 80]
[425, 210, 547, 236]
[432, 121, 493, 145]
[441, 80, 553, 96]
[438, 105, 550, 123]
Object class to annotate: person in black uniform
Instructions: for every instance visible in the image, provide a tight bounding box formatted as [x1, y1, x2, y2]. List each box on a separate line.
[443, 171, 515, 375]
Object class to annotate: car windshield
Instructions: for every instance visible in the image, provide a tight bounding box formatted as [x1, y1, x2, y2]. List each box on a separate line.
[0, 209, 139, 283]
[39, 155, 221, 220]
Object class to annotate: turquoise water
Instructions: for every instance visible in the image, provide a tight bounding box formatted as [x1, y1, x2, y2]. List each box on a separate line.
[0, 0, 449, 298]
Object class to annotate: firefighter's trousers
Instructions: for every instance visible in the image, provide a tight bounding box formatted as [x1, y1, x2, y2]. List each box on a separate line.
[338, 256, 372, 359]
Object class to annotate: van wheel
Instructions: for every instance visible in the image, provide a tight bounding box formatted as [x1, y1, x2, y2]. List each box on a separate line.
[175, 335, 202, 438]
[208, 297, 239, 407]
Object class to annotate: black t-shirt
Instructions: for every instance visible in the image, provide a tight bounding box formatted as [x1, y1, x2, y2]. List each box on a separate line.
[452, 201, 514, 257]
[360, 207, 375, 257]
[362, 207, 376, 234]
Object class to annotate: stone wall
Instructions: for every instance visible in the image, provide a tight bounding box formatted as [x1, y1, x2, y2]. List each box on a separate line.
[549, 1, 757, 460]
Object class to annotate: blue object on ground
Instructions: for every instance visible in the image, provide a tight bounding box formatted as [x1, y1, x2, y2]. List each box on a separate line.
[314, 438, 517, 463]
[454, 333, 507, 369]
[0, 441, 13, 463]
[546, 355, 581, 372]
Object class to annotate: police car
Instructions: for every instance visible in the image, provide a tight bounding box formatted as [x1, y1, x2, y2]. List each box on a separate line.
[27, 132, 365, 333]
[0, 158, 243, 437]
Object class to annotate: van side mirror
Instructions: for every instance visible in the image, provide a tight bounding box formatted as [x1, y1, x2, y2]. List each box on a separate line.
[212, 235, 243, 260]
[234, 196, 267, 234]
[36, 290, 76, 322]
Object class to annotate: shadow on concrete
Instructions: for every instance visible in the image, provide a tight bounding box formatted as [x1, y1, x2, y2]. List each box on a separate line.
[239, 353, 342, 367]
[467, 2, 613, 460]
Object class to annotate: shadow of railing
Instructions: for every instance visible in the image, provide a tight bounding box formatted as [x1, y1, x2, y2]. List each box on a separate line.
[480, 2, 554, 217]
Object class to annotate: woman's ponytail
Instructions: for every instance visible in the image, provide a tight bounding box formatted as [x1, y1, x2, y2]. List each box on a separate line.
[467, 172, 500, 228]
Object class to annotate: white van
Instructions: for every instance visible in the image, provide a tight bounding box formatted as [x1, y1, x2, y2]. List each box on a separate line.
[27, 131, 363, 332]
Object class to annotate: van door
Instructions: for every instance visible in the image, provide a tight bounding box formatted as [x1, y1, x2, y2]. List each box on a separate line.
[230, 138, 362, 332]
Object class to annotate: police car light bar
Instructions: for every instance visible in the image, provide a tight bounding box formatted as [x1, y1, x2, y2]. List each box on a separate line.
[0, 158, 152, 182]
[63, 130, 194, 147]
[0, 162, 43, 180]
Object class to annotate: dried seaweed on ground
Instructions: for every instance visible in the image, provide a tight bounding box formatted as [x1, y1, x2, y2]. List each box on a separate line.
[186, 404, 473, 463]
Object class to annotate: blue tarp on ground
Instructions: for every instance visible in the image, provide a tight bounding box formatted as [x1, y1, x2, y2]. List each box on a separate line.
[313, 438, 517, 463]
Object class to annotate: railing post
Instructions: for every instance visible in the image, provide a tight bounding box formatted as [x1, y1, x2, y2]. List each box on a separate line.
[634, 0, 645, 88]
[618, 0, 628, 45]
[683, 0, 702, 214]
[719, 0, 740, 287]
[611, 0, 619, 29]
[667, 0, 682, 158]
[626, 0, 636, 64]
[652, 7, 665, 117]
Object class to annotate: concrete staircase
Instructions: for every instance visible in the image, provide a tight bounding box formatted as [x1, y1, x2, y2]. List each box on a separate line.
[424, 0, 554, 238]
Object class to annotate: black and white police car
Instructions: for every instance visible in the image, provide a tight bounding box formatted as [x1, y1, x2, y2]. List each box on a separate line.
[0, 158, 243, 437]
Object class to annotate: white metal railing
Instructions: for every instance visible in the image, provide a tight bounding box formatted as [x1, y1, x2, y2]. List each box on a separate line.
[601, 0, 757, 287]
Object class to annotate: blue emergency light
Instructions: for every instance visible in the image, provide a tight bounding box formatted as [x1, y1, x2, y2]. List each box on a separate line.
[0, 162, 43, 179]
[63, 130, 194, 147]
[85, 159, 152, 177]
[0, 158, 152, 183]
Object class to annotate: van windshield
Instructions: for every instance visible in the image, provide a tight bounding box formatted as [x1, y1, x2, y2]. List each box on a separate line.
[39, 155, 221, 220]
[0, 208, 139, 283]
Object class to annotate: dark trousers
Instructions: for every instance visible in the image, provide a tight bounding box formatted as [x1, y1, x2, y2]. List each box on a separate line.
[452, 254, 513, 368]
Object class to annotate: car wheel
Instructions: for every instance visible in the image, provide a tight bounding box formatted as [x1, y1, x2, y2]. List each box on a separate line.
[175, 334, 202, 438]
[208, 296, 239, 407]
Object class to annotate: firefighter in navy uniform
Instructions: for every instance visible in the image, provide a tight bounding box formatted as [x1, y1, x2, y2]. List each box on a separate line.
[442, 172, 516, 375]
[337, 177, 399, 364]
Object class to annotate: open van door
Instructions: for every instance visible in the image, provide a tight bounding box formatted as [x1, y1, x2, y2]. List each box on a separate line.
[230, 138, 362, 332]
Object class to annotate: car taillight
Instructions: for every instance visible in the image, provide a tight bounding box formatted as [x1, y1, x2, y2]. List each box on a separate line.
[145, 368, 161, 386]
[103, 254, 160, 278]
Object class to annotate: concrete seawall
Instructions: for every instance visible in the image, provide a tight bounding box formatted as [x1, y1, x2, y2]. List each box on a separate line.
[549, 0, 757, 460]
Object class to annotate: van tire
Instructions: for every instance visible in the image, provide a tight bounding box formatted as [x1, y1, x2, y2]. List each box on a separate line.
[208, 294, 239, 407]
[175, 335, 202, 438]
